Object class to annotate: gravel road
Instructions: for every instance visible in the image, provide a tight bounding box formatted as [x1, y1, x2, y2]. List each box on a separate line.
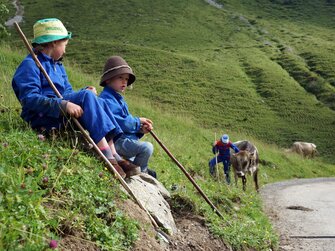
[260, 178, 335, 251]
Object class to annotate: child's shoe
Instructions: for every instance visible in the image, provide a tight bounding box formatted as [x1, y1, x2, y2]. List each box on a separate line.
[118, 159, 141, 177]
[147, 168, 157, 179]
[109, 159, 126, 179]
[142, 167, 157, 179]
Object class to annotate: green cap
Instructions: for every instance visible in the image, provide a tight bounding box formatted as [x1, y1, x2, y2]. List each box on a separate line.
[32, 18, 72, 44]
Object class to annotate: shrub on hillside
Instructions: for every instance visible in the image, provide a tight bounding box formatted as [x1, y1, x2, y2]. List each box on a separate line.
[329, 78, 335, 88]
[0, 3, 10, 39]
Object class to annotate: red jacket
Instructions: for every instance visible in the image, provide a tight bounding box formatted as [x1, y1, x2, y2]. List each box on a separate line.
[212, 140, 240, 159]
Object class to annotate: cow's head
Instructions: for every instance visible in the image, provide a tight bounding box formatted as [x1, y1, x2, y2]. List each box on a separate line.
[232, 150, 252, 177]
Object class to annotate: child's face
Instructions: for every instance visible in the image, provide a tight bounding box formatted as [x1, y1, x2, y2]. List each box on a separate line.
[51, 39, 68, 60]
[107, 73, 129, 93]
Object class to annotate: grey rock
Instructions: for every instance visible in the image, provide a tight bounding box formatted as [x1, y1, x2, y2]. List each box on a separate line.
[125, 173, 177, 235]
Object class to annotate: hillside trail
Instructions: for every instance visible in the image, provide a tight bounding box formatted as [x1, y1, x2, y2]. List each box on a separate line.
[119, 198, 230, 251]
[260, 178, 335, 251]
[204, 0, 223, 9]
[5, 0, 24, 27]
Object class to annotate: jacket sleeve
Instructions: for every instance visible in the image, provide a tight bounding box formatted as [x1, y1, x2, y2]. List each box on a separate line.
[12, 59, 63, 118]
[212, 142, 218, 154]
[59, 64, 73, 95]
[104, 99, 141, 134]
[230, 143, 240, 153]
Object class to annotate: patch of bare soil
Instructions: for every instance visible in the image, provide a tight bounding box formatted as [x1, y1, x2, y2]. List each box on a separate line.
[118, 198, 164, 251]
[169, 212, 229, 251]
[120, 196, 230, 251]
[59, 235, 99, 251]
[43, 201, 99, 250]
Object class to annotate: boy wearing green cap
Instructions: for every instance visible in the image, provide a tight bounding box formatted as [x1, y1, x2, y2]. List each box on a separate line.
[99, 56, 157, 178]
[12, 18, 140, 178]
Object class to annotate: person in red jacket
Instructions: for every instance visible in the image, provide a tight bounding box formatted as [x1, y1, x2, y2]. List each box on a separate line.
[209, 134, 239, 184]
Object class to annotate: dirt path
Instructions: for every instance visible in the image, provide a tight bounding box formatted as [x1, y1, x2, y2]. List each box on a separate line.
[204, 0, 223, 9]
[5, 0, 24, 26]
[260, 178, 335, 251]
[119, 198, 230, 251]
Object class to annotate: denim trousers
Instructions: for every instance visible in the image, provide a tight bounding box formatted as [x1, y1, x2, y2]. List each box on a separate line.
[208, 156, 231, 183]
[115, 135, 153, 172]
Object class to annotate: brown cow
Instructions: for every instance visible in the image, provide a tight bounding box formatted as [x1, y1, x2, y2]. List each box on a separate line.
[289, 142, 318, 158]
[231, 141, 259, 192]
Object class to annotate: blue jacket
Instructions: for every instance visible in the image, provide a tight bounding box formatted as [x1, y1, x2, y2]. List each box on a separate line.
[99, 86, 143, 140]
[212, 141, 240, 159]
[12, 52, 73, 129]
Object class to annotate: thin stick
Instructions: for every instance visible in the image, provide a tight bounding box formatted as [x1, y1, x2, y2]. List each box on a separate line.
[149, 130, 224, 219]
[215, 132, 219, 181]
[14, 22, 160, 230]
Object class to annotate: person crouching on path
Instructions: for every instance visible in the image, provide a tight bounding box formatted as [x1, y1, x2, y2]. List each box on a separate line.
[12, 18, 140, 178]
[208, 134, 239, 184]
[99, 56, 157, 178]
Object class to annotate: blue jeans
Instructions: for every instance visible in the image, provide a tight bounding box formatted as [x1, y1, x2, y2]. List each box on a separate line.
[115, 135, 153, 172]
[208, 156, 231, 184]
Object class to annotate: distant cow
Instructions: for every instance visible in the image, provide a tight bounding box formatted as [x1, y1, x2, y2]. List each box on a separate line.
[289, 142, 317, 158]
[231, 141, 259, 192]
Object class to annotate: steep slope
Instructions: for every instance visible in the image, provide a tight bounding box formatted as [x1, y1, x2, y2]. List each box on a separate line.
[2, 0, 335, 249]
[8, 0, 335, 161]
[1, 41, 334, 250]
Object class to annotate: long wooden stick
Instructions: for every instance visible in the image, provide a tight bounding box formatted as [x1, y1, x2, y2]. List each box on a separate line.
[13, 22, 160, 230]
[149, 130, 224, 219]
[215, 132, 219, 180]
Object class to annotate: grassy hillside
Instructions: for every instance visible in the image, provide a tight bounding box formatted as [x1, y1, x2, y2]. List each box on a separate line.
[0, 45, 140, 251]
[1, 43, 334, 250]
[1, 0, 335, 250]
[7, 0, 335, 162]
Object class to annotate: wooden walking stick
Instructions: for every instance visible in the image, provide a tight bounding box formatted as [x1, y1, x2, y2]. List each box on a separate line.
[13, 22, 165, 235]
[215, 132, 219, 181]
[149, 130, 224, 219]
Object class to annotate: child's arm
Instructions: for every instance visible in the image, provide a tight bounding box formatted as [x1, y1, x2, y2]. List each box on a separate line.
[230, 143, 240, 153]
[212, 141, 218, 154]
[103, 98, 141, 134]
[85, 86, 97, 95]
[139, 117, 153, 133]
[13, 59, 64, 118]
[59, 63, 73, 94]
[62, 101, 83, 118]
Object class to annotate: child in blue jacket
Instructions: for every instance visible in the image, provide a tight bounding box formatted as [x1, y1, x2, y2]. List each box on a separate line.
[12, 18, 139, 178]
[99, 56, 157, 178]
[209, 134, 239, 184]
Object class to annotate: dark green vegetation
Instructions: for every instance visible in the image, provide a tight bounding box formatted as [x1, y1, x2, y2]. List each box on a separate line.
[1, 0, 335, 250]
[0, 2, 10, 38]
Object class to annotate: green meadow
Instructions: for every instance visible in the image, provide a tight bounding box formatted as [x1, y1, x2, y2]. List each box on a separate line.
[1, 0, 334, 250]
[10, 0, 335, 159]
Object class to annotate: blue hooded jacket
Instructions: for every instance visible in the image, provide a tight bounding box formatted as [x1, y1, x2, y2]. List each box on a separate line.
[12, 52, 73, 129]
[99, 86, 143, 140]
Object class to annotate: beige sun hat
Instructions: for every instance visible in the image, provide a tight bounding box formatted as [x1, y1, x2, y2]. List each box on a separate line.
[32, 18, 72, 45]
[100, 56, 136, 86]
